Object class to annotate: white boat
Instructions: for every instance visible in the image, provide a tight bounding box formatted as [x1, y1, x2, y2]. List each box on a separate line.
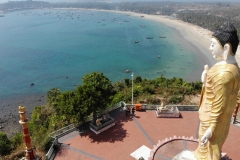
[125, 70, 131, 73]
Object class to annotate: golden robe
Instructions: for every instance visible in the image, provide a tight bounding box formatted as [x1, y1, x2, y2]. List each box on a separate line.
[194, 63, 240, 160]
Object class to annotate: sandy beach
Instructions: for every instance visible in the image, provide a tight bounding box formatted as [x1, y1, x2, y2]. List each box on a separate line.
[1, 8, 240, 137]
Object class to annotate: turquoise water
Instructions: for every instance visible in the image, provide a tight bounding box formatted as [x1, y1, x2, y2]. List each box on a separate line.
[0, 9, 205, 98]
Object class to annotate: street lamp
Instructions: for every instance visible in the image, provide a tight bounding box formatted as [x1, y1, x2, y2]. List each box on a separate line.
[131, 72, 134, 105]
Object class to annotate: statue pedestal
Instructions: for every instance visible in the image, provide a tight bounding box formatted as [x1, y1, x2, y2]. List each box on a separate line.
[172, 150, 196, 160]
[148, 136, 231, 160]
[172, 150, 230, 160]
[148, 136, 198, 160]
[156, 106, 180, 118]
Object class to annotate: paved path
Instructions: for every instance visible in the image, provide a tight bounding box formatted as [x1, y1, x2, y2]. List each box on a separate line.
[55, 110, 240, 160]
[132, 117, 155, 146]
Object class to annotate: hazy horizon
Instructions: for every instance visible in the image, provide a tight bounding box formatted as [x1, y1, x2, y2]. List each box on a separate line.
[0, 0, 240, 4]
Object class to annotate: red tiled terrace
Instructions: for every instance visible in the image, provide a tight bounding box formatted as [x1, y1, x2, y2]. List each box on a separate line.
[54, 109, 240, 160]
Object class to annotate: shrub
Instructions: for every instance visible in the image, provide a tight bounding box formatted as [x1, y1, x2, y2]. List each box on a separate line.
[168, 95, 184, 104]
[0, 132, 12, 156]
[10, 132, 23, 150]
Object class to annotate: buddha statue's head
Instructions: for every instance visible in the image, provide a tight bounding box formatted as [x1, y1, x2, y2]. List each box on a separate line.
[210, 22, 239, 62]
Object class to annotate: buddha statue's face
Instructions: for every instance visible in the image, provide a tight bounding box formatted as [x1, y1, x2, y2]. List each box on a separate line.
[209, 38, 224, 61]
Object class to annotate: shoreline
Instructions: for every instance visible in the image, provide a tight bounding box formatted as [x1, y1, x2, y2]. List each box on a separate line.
[0, 93, 47, 137]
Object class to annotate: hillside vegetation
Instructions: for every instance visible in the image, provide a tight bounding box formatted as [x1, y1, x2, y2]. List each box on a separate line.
[0, 72, 202, 159]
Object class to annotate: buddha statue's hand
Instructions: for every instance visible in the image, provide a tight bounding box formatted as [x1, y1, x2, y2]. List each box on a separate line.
[201, 127, 212, 147]
[201, 65, 209, 86]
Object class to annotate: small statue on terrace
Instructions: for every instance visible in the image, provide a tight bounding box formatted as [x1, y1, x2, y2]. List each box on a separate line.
[157, 98, 168, 113]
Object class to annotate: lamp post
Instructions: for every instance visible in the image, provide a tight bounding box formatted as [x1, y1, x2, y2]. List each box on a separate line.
[131, 72, 134, 105]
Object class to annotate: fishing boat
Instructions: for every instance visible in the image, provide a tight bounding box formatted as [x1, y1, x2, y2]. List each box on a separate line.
[125, 70, 131, 73]
[146, 37, 153, 39]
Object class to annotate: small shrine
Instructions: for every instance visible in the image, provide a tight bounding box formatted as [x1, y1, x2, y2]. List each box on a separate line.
[156, 99, 180, 118]
[89, 113, 115, 134]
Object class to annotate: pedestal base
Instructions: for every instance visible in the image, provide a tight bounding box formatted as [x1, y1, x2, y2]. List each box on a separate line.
[173, 150, 196, 160]
[172, 150, 230, 160]
[149, 136, 231, 160]
[155, 106, 180, 118]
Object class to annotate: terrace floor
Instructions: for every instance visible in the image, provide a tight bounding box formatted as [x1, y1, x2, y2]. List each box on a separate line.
[55, 109, 240, 160]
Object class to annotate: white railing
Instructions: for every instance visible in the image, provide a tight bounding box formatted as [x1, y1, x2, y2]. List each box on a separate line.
[49, 124, 76, 138]
[124, 103, 198, 111]
[46, 138, 58, 160]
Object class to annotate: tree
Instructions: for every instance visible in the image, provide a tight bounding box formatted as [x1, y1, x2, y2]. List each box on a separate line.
[0, 132, 12, 156]
[124, 78, 130, 87]
[135, 76, 142, 83]
[56, 91, 88, 124]
[113, 81, 125, 92]
[111, 92, 125, 105]
[76, 72, 115, 124]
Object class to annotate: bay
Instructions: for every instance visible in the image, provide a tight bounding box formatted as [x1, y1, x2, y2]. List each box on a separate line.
[0, 9, 204, 98]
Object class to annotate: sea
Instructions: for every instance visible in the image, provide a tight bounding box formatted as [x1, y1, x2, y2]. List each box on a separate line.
[0, 9, 207, 99]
